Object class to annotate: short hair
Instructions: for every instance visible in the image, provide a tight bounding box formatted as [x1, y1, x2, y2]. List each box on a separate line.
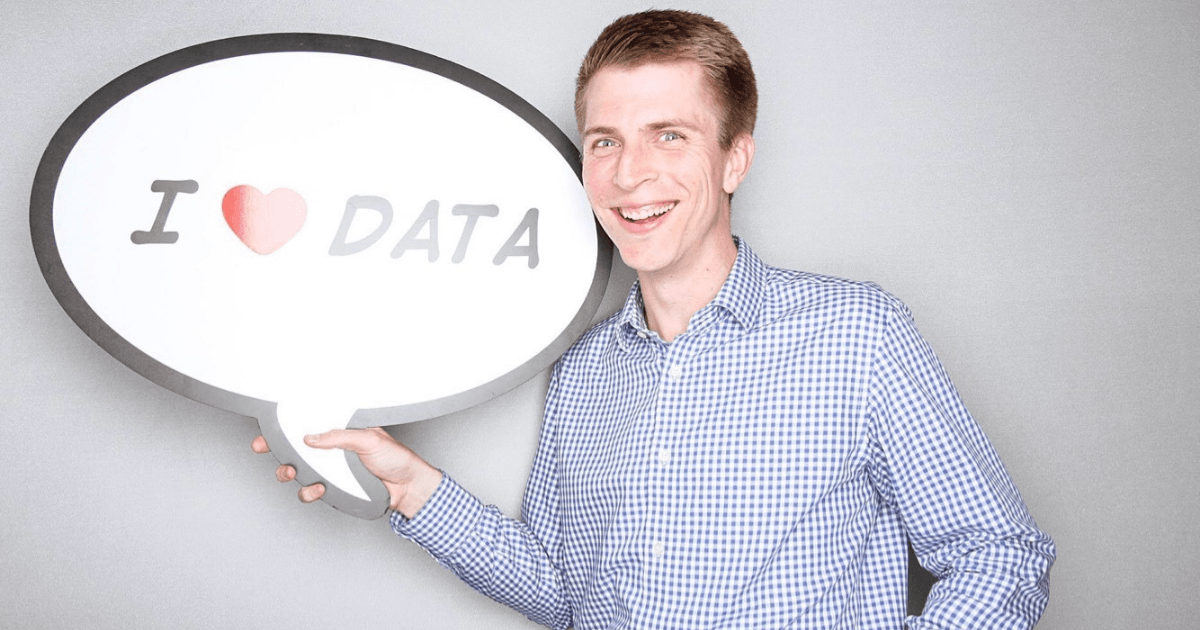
[575, 9, 758, 150]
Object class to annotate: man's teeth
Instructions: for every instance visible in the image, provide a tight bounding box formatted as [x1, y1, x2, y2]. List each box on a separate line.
[620, 202, 675, 222]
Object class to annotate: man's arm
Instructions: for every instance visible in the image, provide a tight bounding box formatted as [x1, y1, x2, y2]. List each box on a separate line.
[251, 384, 573, 629]
[392, 368, 573, 629]
[867, 300, 1056, 629]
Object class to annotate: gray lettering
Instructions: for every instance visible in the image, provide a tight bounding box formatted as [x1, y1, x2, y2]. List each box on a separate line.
[329, 195, 394, 256]
[450, 204, 499, 263]
[130, 180, 198, 244]
[492, 208, 539, 268]
[391, 200, 440, 261]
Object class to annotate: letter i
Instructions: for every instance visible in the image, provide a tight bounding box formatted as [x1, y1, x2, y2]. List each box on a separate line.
[131, 180, 199, 244]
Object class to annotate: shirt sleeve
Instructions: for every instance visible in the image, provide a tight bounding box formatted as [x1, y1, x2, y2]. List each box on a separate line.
[390, 367, 572, 630]
[866, 298, 1056, 630]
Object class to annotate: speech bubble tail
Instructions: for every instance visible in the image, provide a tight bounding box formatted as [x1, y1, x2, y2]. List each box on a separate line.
[258, 405, 390, 520]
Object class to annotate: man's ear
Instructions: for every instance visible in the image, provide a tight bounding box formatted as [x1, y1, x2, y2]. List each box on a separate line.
[722, 133, 756, 195]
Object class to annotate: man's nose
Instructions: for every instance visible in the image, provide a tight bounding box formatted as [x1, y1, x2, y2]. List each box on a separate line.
[614, 142, 656, 190]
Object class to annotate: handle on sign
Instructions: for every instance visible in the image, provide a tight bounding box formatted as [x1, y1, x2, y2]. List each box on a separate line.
[256, 413, 392, 520]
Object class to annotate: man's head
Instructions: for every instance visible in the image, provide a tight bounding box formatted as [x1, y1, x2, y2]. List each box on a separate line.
[576, 12, 757, 281]
[575, 10, 757, 151]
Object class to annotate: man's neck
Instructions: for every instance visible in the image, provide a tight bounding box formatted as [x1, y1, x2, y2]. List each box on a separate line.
[638, 238, 738, 343]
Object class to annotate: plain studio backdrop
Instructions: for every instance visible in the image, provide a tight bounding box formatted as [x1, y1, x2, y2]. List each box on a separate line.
[1, 1, 1196, 628]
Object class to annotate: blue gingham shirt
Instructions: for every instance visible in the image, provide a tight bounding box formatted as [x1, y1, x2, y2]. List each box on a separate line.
[393, 239, 1055, 629]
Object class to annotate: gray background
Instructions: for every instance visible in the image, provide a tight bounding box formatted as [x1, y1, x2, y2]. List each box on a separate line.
[2, 0, 1196, 628]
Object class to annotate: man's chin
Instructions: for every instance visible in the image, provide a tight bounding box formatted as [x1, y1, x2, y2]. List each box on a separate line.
[616, 246, 673, 276]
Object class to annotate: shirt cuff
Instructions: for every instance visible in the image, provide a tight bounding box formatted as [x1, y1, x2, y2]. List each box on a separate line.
[389, 472, 485, 559]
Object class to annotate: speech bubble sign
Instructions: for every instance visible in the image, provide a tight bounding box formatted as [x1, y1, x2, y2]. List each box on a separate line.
[31, 34, 610, 519]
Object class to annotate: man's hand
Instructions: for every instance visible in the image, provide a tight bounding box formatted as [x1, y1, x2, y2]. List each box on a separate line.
[251, 428, 443, 518]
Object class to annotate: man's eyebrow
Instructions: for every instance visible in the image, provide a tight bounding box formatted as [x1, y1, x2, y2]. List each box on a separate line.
[645, 119, 702, 133]
[582, 125, 618, 139]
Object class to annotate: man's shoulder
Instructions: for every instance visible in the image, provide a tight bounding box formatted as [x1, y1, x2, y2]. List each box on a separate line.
[726, 241, 909, 326]
[754, 262, 907, 325]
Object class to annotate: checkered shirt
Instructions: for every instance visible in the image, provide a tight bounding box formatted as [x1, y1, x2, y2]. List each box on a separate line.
[393, 239, 1055, 629]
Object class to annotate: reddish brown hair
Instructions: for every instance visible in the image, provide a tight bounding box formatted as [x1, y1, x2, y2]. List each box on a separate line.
[575, 10, 758, 149]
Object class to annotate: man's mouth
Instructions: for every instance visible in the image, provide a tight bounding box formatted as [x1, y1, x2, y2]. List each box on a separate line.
[618, 202, 676, 223]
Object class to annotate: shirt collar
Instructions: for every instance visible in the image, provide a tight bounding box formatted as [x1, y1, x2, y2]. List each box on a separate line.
[615, 237, 766, 348]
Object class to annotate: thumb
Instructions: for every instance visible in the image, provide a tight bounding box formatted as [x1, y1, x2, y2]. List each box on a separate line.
[303, 428, 364, 451]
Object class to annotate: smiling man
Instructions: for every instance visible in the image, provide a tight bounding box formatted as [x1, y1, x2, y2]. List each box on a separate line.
[255, 10, 1055, 629]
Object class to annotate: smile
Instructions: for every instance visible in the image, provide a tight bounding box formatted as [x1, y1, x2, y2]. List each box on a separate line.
[618, 202, 676, 223]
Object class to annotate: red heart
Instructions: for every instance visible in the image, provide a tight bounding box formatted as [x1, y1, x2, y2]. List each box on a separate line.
[222, 185, 307, 255]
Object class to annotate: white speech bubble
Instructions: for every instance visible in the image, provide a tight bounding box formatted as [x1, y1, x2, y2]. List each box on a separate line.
[31, 34, 610, 518]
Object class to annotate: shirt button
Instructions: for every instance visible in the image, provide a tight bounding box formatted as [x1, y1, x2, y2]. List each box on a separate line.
[667, 364, 683, 380]
[651, 541, 665, 558]
[637, 331, 648, 339]
[657, 448, 671, 465]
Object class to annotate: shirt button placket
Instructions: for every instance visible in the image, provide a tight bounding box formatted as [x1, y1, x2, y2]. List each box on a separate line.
[650, 352, 686, 568]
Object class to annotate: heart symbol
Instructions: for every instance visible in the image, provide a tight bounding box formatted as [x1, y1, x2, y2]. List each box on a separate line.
[221, 185, 307, 255]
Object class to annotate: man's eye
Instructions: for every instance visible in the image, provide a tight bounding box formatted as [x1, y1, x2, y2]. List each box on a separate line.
[660, 131, 681, 141]
[595, 139, 617, 148]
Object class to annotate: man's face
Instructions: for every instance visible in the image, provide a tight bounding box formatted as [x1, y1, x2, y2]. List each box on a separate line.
[580, 61, 752, 278]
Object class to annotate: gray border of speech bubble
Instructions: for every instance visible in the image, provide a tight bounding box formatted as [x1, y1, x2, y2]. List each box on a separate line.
[30, 33, 613, 520]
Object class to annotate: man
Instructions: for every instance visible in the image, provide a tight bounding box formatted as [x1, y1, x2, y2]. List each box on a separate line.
[253, 10, 1055, 629]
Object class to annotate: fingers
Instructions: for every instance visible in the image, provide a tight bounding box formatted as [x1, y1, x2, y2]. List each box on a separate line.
[275, 464, 296, 483]
[298, 483, 326, 503]
[276, 463, 324, 502]
[254, 433, 326, 505]
[259, 437, 297, 483]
